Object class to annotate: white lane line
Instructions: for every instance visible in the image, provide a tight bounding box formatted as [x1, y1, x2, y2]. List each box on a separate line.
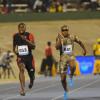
[0, 76, 85, 93]
[51, 78, 100, 100]
[0, 77, 56, 92]
[3, 82, 59, 100]
[2, 75, 100, 100]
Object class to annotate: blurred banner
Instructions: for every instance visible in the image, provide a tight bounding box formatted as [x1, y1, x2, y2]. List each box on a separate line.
[73, 56, 100, 75]
[76, 56, 95, 75]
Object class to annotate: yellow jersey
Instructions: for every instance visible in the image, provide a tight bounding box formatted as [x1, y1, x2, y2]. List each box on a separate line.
[93, 44, 100, 56]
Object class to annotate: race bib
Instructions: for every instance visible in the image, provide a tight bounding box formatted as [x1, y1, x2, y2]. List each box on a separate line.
[18, 45, 29, 56]
[62, 45, 72, 54]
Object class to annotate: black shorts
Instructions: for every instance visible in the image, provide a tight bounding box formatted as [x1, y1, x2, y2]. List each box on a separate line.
[17, 55, 35, 72]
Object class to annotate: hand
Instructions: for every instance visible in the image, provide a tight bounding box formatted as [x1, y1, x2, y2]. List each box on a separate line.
[17, 57, 21, 62]
[83, 50, 86, 56]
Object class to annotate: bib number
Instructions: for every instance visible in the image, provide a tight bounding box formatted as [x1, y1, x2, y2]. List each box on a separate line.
[62, 45, 72, 54]
[18, 45, 29, 56]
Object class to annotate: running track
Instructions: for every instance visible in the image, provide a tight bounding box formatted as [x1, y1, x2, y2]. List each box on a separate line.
[0, 75, 100, 100]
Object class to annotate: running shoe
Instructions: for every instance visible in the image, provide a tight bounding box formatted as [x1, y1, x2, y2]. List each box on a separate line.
[64, 91, 68, 100]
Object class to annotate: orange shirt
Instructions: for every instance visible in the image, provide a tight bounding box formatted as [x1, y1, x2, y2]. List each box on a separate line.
[45, 46, 52, 57]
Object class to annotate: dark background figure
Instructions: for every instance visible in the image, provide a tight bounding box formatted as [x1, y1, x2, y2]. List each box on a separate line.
[27, 0, 35, 11]
[1, 0, 8, 14]
[90, 0, 98, 11]
[6, 0, 12, 13]
[45, 41, 53, 76]
[39, 41, 54, 76]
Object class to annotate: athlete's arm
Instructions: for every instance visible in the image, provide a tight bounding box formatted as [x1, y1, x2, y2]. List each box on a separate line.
[55, 36, 62, 50]
[74, 36, 86, 56]
[13, 35, 18, 55]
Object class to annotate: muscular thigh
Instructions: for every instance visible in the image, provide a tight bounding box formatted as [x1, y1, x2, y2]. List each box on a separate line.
[24, 56, 34, 71]
[68, 56, 76, 67]
[17, 57, 26, 71]
[60, 54, 69, 74]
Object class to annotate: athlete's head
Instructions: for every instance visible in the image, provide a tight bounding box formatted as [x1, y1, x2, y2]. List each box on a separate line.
[18, 23, 26, 34]
[61, 25, 69, 37]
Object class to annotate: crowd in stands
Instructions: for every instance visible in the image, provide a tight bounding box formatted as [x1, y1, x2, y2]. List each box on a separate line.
[0, 0, 100, 13]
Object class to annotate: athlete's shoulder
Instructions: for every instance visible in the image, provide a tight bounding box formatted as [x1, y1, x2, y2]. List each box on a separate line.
[69, 35, 74, 40]
[27, 32, 35, 41]
[70, 35, 80, 41]
[25, 32, 34, 36]
[57, 33, 64, 40]
[13, 33, 19, 37]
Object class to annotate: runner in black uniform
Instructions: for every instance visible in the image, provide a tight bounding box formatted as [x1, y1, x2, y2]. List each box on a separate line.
[13, 23, 36, 96]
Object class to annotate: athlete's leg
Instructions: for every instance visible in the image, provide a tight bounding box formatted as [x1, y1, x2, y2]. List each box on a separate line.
[61, 73, 68, 92]
[25, 56, 35, 89]
[17, 62, 25, 96]
[27, 66, 35, 89]
[60, 55, 68, 92]
[69, 59, 76, 79]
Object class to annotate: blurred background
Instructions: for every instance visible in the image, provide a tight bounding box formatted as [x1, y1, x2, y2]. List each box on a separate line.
[0, 0, 100, 13]
[0, 0, 100, 83]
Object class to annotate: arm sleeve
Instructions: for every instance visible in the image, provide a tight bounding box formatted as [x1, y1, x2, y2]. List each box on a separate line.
[29, 33, 35, 42]
[28, 33, 35, 49]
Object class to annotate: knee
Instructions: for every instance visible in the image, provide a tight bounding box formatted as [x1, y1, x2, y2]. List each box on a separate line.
[18, 63, 25, 73]
[61, 74, 66, 82]
[20, 67, 24, 73]
[61, 78, 66, 83]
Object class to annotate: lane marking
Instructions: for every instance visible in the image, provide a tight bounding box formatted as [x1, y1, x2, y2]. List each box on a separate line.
[51, 78, 100, 100]
[3, 82, 59, 100]
[2, 75, 100, 100]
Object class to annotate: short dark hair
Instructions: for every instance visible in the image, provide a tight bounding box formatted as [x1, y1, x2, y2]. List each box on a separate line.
[47, 41, 51, 46]
[18, 23, 26, 28]
[61, 25, 69, 31]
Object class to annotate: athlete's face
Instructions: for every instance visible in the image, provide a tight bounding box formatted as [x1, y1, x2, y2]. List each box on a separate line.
[18, 25, 26, 34]
[61, 29, 69, 37]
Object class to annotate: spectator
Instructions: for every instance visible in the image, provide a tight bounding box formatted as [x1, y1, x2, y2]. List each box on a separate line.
[27, 0, 35, 11]
[80, 0, 91, 10]
[90, 0, 98, 10]
[93, 38, 100, 59]
[1, 0, 8, 14]
[43, 0, 51, 11]
[7, 0, 12, 13]
[33, 0, 45, 12]
[49, 3, 56, 12]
